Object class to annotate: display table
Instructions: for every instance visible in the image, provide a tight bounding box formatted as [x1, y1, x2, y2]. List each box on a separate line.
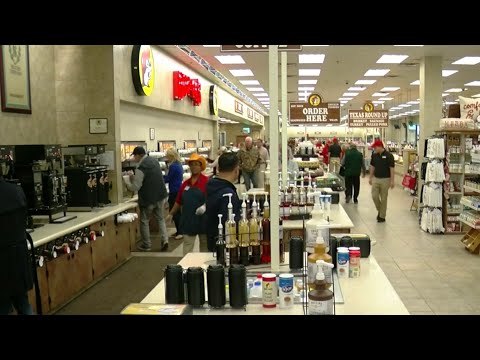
[140, 253, 409, 315]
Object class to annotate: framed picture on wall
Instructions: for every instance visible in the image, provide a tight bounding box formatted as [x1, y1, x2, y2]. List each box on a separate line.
[0, 45, 32, 114]
[149, 128, 155, 140]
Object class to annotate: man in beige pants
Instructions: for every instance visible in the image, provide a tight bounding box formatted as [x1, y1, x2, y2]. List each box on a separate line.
[256, 138, 269, 189]
[369, 140, 395, 222]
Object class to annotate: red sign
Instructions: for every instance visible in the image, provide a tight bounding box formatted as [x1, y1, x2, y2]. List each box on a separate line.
[173, 71, 201, 106]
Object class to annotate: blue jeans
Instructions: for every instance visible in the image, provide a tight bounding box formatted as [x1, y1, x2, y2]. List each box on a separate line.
[0, 293, 34, 315]
[140, 198, 168, 248]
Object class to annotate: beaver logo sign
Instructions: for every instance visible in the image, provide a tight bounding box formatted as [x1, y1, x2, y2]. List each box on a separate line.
[131, 45, 155, 96]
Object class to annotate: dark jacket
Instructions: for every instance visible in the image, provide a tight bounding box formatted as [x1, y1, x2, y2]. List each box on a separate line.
[0, 179, 33, 299]
[206, 177, 241, 251]
[343, 148, 366, 177]
[137, 156, 167, 207]
[329, 143, 342, 158]
[164, 161, 183, 194]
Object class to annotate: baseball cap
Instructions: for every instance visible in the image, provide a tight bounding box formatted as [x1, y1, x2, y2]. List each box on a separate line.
[131, 146, 146, 156]
[372, 140, 384, 148]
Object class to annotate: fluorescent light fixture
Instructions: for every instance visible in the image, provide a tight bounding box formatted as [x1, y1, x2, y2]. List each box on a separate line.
[379, 97, 393, 101]
[260, 100, 270, 103]
[390, 107, 401, 110]
[472, 94, 480, 98]
[394, 45, 424, 47]
[203, 45, 220, 47]
[252, 92, 268, 97]
[343, 92, 359, 96]
[376, 55, 408, 64]
[372, 101, 385, 104]
[214, 55, 245, 64]
[240, 80, 260, 85]
[389, 108, 396, 112]
[452, 57, 480, 65]
[465, 81, 480, 86]
[298, 87, 315, 91]
[302, 45, 329, 47]
[410, 80, 420, 85]
[298, 79, 317, 85]
[445, 101, 457, 105]
[399, 104, 411, 108]
[299, 69, 321, 76]
[413, 109, 420, 112]
[372, 92, 389, 97]
[364, 69, 390, 76]
[381, 87, 400, 92]
[246, 87, 264, 92]
[340, 100, 348, 104]
[405, 111, 415, 114]
[442, 93, 449, 97]
[299, 54, 325, 64]
[348, 87, 366, 91]
[407, 101, 420, 104]
[442, 70, 458, 77]
[338, 97, 353, 101]
[355, 79, 377, 85]
[256, 97, 269, 101]
[445, 88, 463, 93]
[229, 69, 254, 77]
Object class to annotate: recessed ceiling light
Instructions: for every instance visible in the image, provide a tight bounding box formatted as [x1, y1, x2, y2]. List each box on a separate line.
[203, 45, 220, 47]
[246, 87, 264, 92]
[355, 79, 377, 85]
[298, 87, 315, 91]
[364, 69, 390, 76]
[372, 92, 389, 97]
[240, 80, 260, 85]
[340, 100, 348, 104]
[445, 88, 463, 93]
[298, 79, 317, 85]
[465, 81, 480, 86]
[399, 104, 411, 108]
[452, 57, 480, 65]
[299, 69, 321, 76]
[229, 69, 254, 77]
[338, 97, 353, 101]
[381, 87, 400, 92]
[410, 80, 420, 85]
[252, 92, 268, 97]
[376, 55, 409, 64]
[407, 101, 420, 104]
[394, 45, 424, 47]
[379, 97, 393, 101]
[256, 97, 269, 101]
[372, 101, 385, 104]
[442, 93, 449, 97]
[299, 54, 325, 64]
[472, 94, 480, 98]
[442, 70, 458, 77]
[390, 107, 401, 110]
[348, 87, 366, 91]
[214, 55, 245, 64]
[343, 92, 359, 96]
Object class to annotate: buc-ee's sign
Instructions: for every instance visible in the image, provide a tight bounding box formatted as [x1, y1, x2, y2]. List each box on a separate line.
[173, 71, 201, 106]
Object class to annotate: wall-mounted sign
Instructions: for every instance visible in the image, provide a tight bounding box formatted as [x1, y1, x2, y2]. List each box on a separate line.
[234, 99, 244, 115]
[209, 85, 218, 116]
[221, 45, 302, 52]
[289, 101, 340, 125]
[363, 101, 374, 112]
[348, 109, 389, 128]
[173, 71, 201, 106]
[242, 127, 251, 134]
[254, 112, 262, 124]
[247, 107, 254, 119]
[308, 93, 322, 107]
[131, 45, 155, 96]
[89, 118, 108, 134]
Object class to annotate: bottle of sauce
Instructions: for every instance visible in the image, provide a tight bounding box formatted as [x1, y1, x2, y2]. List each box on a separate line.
[223, 193, 238, 266]
[249, 195, 262, 265]
[307, 228, 332, 290]
[238, 194, 250, 266]
[261, 194, 271, 264]
[279, 217, 285, 263]
[308, 260, 334, 315]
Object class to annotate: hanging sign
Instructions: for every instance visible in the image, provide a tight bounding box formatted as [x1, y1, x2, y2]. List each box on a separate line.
[209, 85, 218, 115]
[348, 101, 389, 127]
[289, 100, 340, 125]
[131, 45, 155, 96]
[220, 45, 302, 52]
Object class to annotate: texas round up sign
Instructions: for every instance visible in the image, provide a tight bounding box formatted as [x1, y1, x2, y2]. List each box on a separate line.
[131, 45, 155, 96]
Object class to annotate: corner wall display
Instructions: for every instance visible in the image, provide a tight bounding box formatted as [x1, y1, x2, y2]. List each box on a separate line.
[157, 140, 176, 152]
[234, 99, 244, 115]
[209, 85, 218, 116]
[149, 128, 155, 140]
[89, 118, 108, 134]
[131, 45, 155, 96]
[202, 140, 212, 149]
[0, 45, 32, 114]
[247, 107, 254, 119]
[184, 140, 197, 149]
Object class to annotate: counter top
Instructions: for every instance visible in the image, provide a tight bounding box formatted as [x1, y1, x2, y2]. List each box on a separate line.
[140, 253, 409, 315]
[31, 202, 138, 248]
[283, 203, 354, 230]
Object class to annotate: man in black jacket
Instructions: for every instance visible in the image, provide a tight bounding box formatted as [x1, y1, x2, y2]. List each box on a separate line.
[206, 153, 241, 252]
[125, 147, 169, 251]
[0, 175, 34, 315]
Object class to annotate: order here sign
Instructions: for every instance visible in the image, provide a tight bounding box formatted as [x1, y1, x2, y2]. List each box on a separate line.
[348, 110, 389, 128]
[289, 102, 341, 125]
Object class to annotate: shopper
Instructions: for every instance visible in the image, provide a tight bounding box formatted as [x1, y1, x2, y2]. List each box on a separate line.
[167, 153, 209, 255]
[321, 140, 330, 168]
[256, 139, 269, 189]
[238, 136, 260, 191]
[369, 140, 395, 223]
[207, 146, 226, 176]
[164, 148, 184, 240]
[328, 137, 342, 174]
[0, 174, 34, 315]
[205, 152, 241, 252]
[341, 143, 366, 204]
[125, 147, 169, 251]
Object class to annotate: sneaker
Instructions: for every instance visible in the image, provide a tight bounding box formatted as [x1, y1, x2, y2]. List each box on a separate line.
[136, 243, 151, 252]
[160, 242, 169, 251]
[377, 217, 386, 223]
[345, 196, 351, 204]
[175, 234, 183, 240]
[354, 200, 358, 204]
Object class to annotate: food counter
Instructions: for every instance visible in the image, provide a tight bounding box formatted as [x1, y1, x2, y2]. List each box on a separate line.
[28, 202, 140, 314]
[140, 253, 409, 315]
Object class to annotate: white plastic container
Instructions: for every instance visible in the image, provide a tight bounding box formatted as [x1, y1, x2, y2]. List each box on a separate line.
[279, 274, 294, 308]
[336, 247, 350, 278]
[305, 193, 329, 253]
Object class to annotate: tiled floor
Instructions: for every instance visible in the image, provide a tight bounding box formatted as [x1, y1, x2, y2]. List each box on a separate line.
[342, 176, 480, 315]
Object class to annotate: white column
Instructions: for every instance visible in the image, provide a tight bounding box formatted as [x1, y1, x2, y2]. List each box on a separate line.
[281, 51, 288, 187]
[269, 46, 280, 272]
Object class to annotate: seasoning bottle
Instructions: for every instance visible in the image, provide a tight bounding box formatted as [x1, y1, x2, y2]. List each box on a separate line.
[215, 214, 226, 267]
[307, 228, 332, 290]
[348, 246, 361, 278]
[223, 193, 238, 266]
[279, 217, 285, 263]
[262, 273, 277, 308]
[249, 194, 262, 265]
[261, 194, 271, 264]
[238, 193, 250, 266]
[283, 185, 291, 220]
[308, 260, 334, 315]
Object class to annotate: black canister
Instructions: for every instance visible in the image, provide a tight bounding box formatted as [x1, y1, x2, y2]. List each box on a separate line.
[239, 247, 250, 266]
[186, 267, 205, 307]
[164, 264, 185, 304]
[289, 237, 304, 270]
[329, 236, 338, 267]
[215, 239, 226, 267]
[251, 245, 261, 265]
[228, 264, 247, 308]
[340, 236, 353, 248]
[207, 265, 226, 308]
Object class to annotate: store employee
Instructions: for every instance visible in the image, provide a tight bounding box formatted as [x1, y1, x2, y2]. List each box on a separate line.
[369, 140, 395, 223]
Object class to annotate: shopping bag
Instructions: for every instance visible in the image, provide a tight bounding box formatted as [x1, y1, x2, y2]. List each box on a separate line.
[402, 174, 416, 190]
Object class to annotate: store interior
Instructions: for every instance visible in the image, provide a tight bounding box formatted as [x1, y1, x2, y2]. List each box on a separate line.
[2, 45, 480, 315]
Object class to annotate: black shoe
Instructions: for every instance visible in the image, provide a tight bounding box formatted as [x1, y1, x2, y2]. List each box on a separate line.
[377, 217, 386, 223]
[345, 196, 351, 204]
[136, 243, 152, 252]
[377, 213, 380, 221]
[160, 242, 169, 251]
[354, 200, 358, 204]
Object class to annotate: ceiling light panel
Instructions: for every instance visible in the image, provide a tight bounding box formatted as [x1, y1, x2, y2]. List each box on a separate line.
[240, 80, 260, 85]
[410, 80, 420, 85]
[364, 69, 390, 76]
[372, 101, 385, 104]
[229, 69, 254, 77]
[355, 79, 377, 85]
[452, 57, 480, 65]
[394, 45, 424, 47]
[379, 97, 393, 101]
[372, 92, 389, 97]
[407, 101, 420, 104]
[465, 81, 480, 86]
[298, 79, 317, 85]
[299, 54, 325, 64]
[299, 69, 321, 76]
[442, 70, 458, 77]
[246, 87, 264, 92]
[445, 88, 463, 93]
[348, 87, 366, 91]
[203, 45, 220, 47]
[298, 87, 315, 91]
[472, 94, 480, 98]
[253, 92, 268, 97]
[376, 55, 408, 64]
[338, 97, 353, 101]
[381, 87, 400, 92]
[343, 92, 359, 96]
[215, 55, 245, 64]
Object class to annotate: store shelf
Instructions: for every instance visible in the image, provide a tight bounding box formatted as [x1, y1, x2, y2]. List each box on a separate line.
[460, 201, 480, 212]
[460, 218, 480, 230]
[464, 185, 480, 193]
[445, 231, 465, 235]
[447, 192, 463, 195]
[447, 212, 461, 215]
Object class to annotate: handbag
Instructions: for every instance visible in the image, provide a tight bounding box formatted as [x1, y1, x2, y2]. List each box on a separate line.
[402, 174, 417, 190]
[339, 166, 345, 177]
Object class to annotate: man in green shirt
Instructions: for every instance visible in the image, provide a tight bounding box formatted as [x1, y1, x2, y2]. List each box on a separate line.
[341, 143, 366, 204]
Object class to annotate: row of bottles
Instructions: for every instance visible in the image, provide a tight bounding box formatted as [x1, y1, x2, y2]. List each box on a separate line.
[279, 171, 316, 219]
